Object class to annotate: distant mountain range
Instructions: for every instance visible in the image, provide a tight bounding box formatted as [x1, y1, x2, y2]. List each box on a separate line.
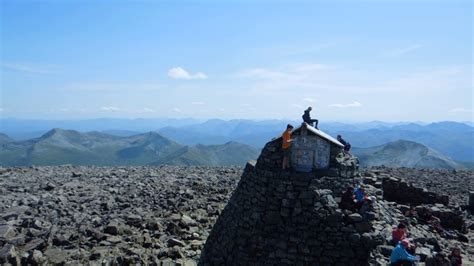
[352, 140, 463, 169]
[1, 118, 472, 165]
[0, 129, 259, 167]
[157, 120, 474, 163]
[0, 118, 203, 140]
[0, 128, 469, 169]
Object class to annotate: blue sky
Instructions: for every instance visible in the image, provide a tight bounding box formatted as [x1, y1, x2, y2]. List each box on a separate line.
[1, 0, 472, 122]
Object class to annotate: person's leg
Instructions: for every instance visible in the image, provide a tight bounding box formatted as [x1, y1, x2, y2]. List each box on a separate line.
[282, 156, 287, 169]
[313, 119, 319, 129]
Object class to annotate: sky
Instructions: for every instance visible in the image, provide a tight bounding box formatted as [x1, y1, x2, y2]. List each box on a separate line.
[0, 0, 472, 122]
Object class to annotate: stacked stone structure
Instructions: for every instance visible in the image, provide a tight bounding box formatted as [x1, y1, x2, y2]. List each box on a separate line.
[199, 138, 382, 265]
[381, 177, 449, 206]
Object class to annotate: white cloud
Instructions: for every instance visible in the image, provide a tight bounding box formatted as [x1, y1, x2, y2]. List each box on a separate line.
[235, 68, 291, 80]
[303, 98, 315, 103]
[449, 108, 473, 113]
[292, 104, 303, 109]
[100, 106, 120, 111]
[142, 108, 155, 113]
[282, 42, 336, 56]
[168, 67, 207, 80]
[329, 101, 363, 108]
[2, 63, 59, 74]
[57, 83, 163, 92]
[236, 63, 328, 81]
[172, 107, 181, 113]
[191, 101, 206, 105]
[382, 44, 424, 57]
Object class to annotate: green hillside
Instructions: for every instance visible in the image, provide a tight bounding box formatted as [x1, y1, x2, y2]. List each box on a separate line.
[353, 140, 462, 169]
[0, 129, 258, 167]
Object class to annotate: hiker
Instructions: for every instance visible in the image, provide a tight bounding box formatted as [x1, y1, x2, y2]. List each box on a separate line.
[354, 186, 366, 209]
[359, 196, 376, 220]
[339, 187, 356, 211]
[404, 205, 418, 225]
[448, 247, 462, 266]
[354, 186, 365, 202]
[337, 135, 352, 153]
[302, 107, 318, 129]
[392, 223, 408, 245]
[390, 239, 420, 266]
[281, 124, 294, 170]
[425, 252, 450, 266]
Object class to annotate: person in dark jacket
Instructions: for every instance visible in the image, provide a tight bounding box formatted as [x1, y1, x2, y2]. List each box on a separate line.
[339, 187, 356, 211]
[337, 135, 351, 153]
[302, 107, 318, 129]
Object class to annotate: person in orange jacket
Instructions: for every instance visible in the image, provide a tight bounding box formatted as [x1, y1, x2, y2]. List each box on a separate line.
[281, 124, 294, 170]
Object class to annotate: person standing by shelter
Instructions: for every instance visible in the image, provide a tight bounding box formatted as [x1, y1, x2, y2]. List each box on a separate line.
[302, 107, 319, 129]
[281, 124, 294, 170]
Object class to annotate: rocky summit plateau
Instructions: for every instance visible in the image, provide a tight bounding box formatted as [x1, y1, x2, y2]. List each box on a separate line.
[0, 165, 241, 265]
[0, 156, 474, 265]
[0, 164, 473, 265]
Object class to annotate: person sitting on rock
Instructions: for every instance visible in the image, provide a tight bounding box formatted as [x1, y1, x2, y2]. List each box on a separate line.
[302, 107, 318, 129]
[390, 223, 417, 255]
[404, 205, 418, 225]
[359, 196, 376, 220]
[281, 124, 294, 170]
[425, 252, 450, 266]
[339, 186, 356, 211]
[390, 239, 419, 266]
[354, 186, 366, 209]
[448, 247, 462, 266]
[337, 135, 352, 153]
[392, 223, 408, 245]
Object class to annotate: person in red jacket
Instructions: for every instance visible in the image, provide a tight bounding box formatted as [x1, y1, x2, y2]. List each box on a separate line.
[392, 223, 408, 245]
[448, 247, 462, 266]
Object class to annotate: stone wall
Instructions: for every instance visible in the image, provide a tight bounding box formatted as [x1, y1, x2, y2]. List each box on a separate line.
[381, 177, 449, 206]
[199, 139, 382, 265]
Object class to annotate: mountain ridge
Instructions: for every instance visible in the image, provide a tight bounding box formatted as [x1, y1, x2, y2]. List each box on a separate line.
[352, 139, 462, 169]
[0, 129, 258, 167]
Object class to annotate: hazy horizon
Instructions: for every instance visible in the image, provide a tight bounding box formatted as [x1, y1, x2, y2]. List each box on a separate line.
[1, 116, 473, 125]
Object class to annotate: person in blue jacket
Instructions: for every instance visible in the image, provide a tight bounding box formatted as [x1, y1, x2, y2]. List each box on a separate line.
[390, 239, 419, 266]
[354, 186, 365, 202]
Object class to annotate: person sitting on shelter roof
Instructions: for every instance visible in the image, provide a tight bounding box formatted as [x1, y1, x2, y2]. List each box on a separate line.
[281, 124, 294, 170]
[302, 107, 319, 129]
[337, 135, 352, 153]
[390, 239, 420, 266]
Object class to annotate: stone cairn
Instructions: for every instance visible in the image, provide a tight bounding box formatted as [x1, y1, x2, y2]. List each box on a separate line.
[199, 138, 382, 265]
